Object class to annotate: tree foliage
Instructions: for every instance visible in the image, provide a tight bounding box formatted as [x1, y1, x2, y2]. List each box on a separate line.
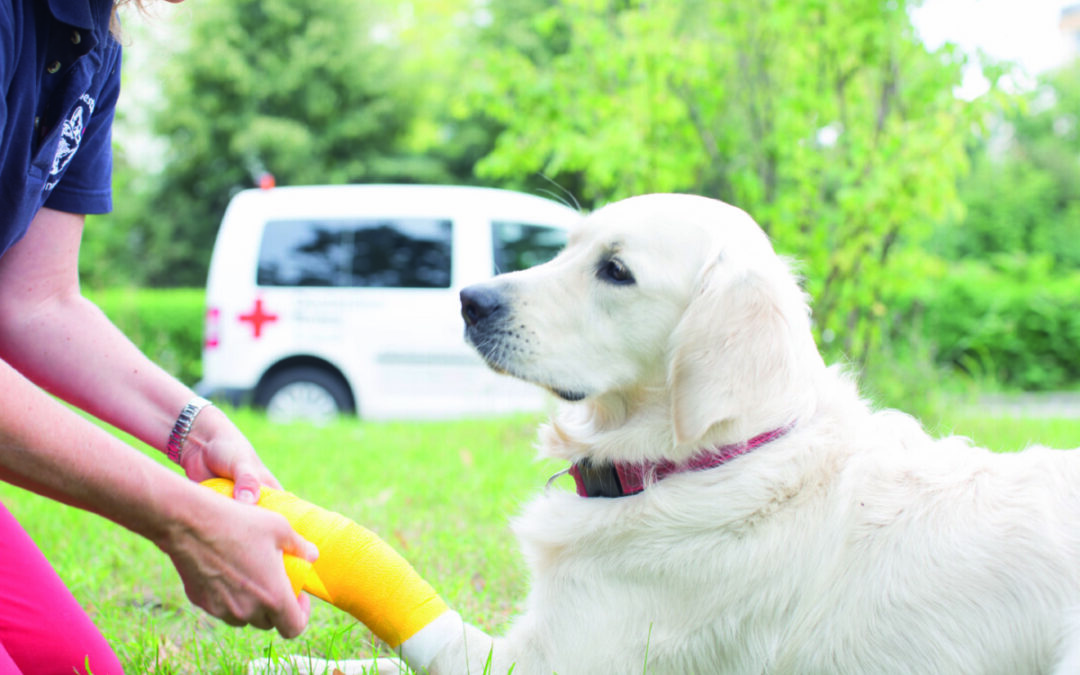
[459, 0, 977, 365]
[81, 0, 1077, 392]
[933, 61, 1080, 269]
[115, 0, 461, 286]
[394, 0, 593, 205]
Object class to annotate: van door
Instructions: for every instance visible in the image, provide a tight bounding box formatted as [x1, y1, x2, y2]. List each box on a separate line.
[341, 217, 469, 418]
[258, 215, 465, 418]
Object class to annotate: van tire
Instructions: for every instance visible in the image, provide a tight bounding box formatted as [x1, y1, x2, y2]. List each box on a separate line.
[256, 367, 354, 424]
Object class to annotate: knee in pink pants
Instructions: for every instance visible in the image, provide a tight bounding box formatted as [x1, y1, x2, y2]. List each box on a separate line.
[0, 501, 124, 675]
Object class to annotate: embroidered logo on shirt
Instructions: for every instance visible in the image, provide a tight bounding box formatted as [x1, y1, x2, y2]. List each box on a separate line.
[44, 93, 96, 192]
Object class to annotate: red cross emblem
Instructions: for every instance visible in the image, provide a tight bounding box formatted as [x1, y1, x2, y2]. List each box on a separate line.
[238, 298, 279, 339]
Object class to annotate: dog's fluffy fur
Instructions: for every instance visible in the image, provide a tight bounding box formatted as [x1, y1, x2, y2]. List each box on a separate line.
[426, 193, 1080, 675]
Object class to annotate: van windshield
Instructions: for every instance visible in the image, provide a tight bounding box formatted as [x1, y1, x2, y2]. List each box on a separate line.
[256, 218, 453, 288]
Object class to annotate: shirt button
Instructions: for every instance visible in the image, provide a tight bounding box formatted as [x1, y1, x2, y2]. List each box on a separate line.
[46, 61, 61, 74]
[71, 30, 82, 45]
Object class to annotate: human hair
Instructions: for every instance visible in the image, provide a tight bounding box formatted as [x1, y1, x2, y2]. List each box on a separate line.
[110, 0, 148, 39]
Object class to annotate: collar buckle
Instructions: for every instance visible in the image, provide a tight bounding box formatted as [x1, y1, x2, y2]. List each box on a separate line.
[569, 458, 629, 498]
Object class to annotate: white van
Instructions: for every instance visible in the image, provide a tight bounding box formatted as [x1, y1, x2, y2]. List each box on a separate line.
[197, 184, 578, 422]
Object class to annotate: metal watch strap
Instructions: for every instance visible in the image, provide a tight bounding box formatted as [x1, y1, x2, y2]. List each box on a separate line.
[166, 396, 213, 464]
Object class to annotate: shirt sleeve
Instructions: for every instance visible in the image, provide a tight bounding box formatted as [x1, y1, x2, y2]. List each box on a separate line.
[43, 38, 121, 216]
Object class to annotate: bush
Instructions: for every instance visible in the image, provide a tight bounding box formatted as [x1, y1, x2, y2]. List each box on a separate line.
[887, 254, 1080, 391]
[85, 287, 205, 386]
[858, 330, 974, 434]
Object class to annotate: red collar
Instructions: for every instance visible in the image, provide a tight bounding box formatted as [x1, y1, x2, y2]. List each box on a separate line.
[567, 423, 794, 498]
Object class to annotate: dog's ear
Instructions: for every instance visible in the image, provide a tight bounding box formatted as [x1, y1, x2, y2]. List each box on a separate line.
[669, 257, 810, 446]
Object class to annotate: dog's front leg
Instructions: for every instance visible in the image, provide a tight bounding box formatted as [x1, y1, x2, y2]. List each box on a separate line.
[401, 611, 525, 675]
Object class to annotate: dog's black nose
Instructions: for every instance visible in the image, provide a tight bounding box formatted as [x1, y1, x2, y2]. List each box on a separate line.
[460, 285, 503, 327]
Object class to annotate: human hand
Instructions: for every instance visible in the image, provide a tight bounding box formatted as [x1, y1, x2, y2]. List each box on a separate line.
[203, 478, 448, 648]
[162, 404, 317, 635]
[178, 405, 279, 504]
[159, 484, 319, 638]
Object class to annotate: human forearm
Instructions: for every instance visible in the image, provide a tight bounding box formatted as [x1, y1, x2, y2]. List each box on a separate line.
[0, 208, 314, 636]
[0, 288, 192, 457]
[0, 357, 196, 539]
[0, 288, 283, 498]
[0, 208, 194, 457]
[0, 358, 315, 636]
[0, 209, 278, 495]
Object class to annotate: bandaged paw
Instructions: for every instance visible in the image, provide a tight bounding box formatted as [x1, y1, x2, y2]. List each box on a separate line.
[202, 478, 449, 648]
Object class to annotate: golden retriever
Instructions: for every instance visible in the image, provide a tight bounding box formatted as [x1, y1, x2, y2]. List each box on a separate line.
[258, 193, 1080, 674]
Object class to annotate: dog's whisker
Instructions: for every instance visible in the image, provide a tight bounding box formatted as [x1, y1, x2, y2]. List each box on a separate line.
[535, 173, 583, 213]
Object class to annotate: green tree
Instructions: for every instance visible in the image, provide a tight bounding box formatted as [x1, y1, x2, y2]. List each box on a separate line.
[462, 0, 977, 366]
[79, 149, 153, 289]
[131, 0, 451, 287]
[934, 61, 1080, 269]
[397, 0, 591, 207]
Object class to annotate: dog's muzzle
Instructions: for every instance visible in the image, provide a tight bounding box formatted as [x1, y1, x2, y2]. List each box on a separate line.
[460, 283, 512, 365]
[460, 284, 504, 329]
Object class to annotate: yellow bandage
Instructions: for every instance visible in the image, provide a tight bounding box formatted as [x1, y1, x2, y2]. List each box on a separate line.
[202, 478, 449, 648]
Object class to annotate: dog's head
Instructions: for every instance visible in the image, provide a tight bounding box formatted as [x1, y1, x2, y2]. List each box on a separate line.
[461, 193, 821, 450]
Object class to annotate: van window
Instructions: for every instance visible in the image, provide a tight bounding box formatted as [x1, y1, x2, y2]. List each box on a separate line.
[257, 218, 453, 288]
[492, 222, 567, 274]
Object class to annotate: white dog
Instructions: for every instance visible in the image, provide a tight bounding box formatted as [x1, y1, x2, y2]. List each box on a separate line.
[261, 194, 1080, 675]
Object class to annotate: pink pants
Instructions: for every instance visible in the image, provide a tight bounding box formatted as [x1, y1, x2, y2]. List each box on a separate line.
[0, 501, 123, 675]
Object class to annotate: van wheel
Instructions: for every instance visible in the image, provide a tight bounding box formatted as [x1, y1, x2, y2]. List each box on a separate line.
[256, 367, 354, 424]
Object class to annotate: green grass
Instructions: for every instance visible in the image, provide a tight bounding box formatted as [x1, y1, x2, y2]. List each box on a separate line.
[942, 415, 1080, 453]
[1, 410, 1077, 673]
[0, 411, 563, 673]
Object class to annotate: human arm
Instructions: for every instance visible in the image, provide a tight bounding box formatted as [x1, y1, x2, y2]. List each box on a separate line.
[0, 207, 316, 636]
[0, 207, 270, 498]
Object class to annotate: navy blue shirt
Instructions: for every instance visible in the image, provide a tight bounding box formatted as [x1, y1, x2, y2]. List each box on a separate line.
[0, 0, 121, 258]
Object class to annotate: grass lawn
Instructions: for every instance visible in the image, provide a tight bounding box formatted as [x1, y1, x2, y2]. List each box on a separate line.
[0, 408, 1077, 673]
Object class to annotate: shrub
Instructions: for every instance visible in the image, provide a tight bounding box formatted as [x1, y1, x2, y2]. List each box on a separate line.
[886, 254, 1080, 391]
[86, 287, 205, 386]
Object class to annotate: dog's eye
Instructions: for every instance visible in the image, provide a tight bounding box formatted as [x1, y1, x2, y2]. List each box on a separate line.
[598, 258, 635, 285]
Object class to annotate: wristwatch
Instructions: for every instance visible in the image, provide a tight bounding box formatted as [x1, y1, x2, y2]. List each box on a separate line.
[166, 396, 213, 464]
